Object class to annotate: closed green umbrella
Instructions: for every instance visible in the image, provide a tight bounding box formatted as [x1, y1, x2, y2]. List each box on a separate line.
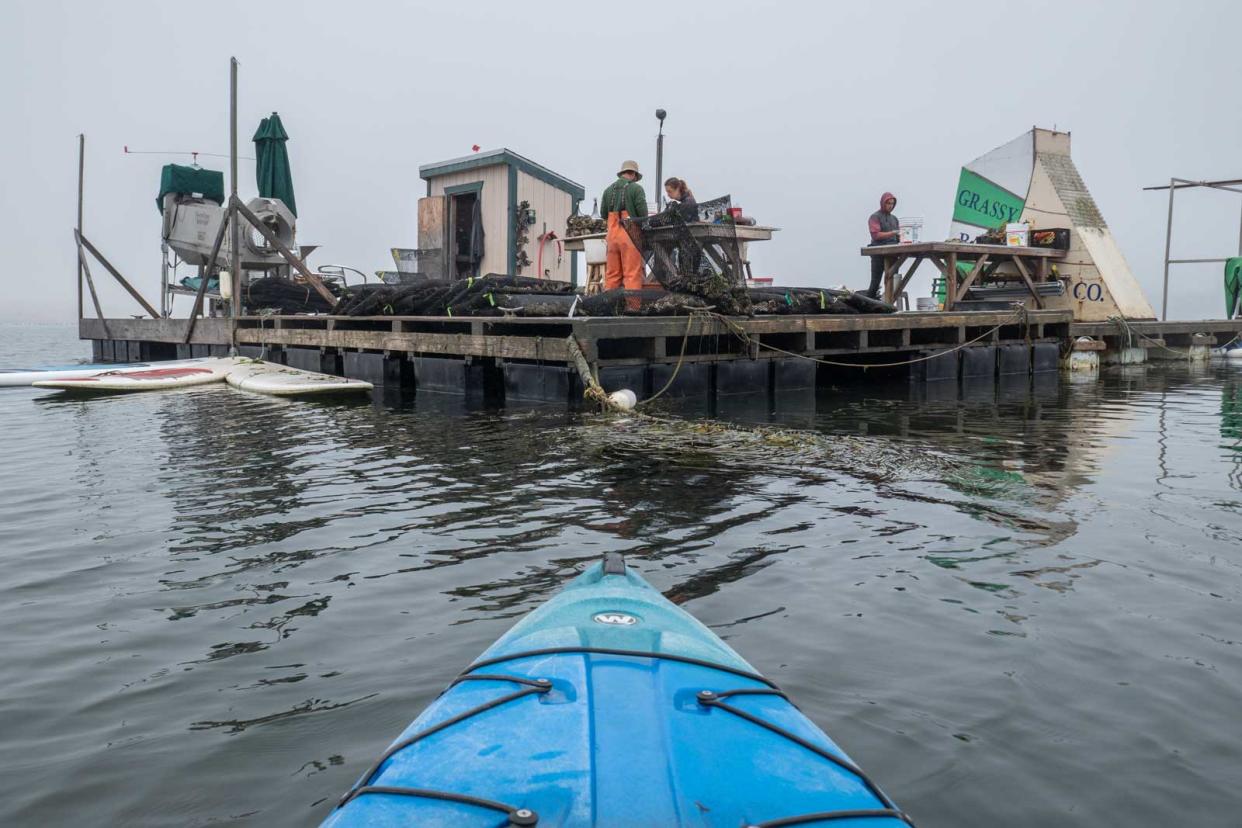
[253, 112, 296, 216]
[1225, 256, 1241, 320]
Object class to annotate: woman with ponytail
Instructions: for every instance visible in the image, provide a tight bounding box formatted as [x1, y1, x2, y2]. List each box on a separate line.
[663, 177, 698, 223]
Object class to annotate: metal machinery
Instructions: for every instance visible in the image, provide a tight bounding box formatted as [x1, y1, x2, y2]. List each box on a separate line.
[160, 193, 298, 315]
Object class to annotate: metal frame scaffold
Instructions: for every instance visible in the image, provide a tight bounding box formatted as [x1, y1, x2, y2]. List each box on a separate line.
[1145, 177, 1242, 320]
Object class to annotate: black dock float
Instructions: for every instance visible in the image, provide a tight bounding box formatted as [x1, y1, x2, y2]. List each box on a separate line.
[960, 346, 996, 379]
[910, 349, 959, 383]
[998, 344, 1031, 376]
[287, 346, 337, 375]
[716, 359, 770, 396]
[1032, 343, 1059, 373]
[503, 362, 580, 404]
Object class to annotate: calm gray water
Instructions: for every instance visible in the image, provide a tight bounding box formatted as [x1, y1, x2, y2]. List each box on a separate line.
[1, 321, 1240, 827]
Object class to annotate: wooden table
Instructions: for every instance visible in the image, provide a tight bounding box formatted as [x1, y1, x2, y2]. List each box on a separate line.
[860, 241, 1066, 310]
[566, 225, 777, 287]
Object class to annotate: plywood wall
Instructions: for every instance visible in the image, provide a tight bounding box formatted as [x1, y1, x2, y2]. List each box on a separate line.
[516, 170, 573, 282]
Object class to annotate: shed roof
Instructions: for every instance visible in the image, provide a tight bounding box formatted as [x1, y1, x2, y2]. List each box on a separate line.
[419, 148, 585, 200]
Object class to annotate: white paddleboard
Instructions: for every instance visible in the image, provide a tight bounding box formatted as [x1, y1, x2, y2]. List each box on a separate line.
[1, 362, 147, 387]
[0, 357, 218, 388]
[32, 358, 238, 392]
[225, 360, 373, 396]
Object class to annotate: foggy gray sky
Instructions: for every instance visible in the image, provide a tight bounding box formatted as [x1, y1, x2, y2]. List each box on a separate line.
[2, 0, 1239, 324]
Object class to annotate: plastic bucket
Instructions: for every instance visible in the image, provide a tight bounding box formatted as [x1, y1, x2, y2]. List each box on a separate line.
[584, 238, 607, 265]
[899, 216, 924, 244]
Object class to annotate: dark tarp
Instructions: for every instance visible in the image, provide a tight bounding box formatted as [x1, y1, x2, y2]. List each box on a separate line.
[469, 198, 484, 273]
[253, 112, 297, 216]
[156, 164, 224, 212]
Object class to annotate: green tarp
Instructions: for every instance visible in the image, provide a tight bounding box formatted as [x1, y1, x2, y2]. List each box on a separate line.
[253, 112, 296, 216]
[156, 164, 224, 212]
[1225, 257, 1241, 320]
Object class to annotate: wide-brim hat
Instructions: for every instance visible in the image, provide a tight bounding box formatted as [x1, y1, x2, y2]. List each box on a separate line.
[617, 160, 642, 181]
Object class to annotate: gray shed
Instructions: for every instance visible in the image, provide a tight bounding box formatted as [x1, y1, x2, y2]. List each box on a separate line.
[418, 149, 585, 284]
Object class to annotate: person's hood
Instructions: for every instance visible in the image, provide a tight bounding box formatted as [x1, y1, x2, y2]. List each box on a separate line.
[880, 192, 897, 212]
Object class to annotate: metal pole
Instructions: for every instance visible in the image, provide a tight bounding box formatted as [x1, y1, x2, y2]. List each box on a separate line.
[229, 57, 241, 345]
[654, 109, 666, 211]
[655, 108, 665, 212]
[1161, 177, 1175, 321]
[77, 134, 84, 321]
[655, 130, 664, 210]
[160, 242, 168, 317]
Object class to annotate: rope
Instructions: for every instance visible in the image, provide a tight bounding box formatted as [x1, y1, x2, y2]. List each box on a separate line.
[703, 306, 1027, 369]
[565, 335, 626, 412]
[1107, 315, 1239, 357]
[638, 313, 697, 407]
[569, 305, 1044, 414]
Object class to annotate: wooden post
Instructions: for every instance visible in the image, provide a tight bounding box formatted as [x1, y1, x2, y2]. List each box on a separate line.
[76, 232, 160, 318]
[1011, 256, 1045, 309]
[953, 253, 991, 304]
[882, 253, 897, 303]
[75, 233, 110, 339]
[229, 57, 241, 346]
[77, 134, 84, 321]
[945, 251, 958, 311]
[233, 197, 337, 306]
[894, 256, 924, 305]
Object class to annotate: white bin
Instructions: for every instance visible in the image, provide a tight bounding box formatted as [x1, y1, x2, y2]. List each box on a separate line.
[584, 238, 608, 265]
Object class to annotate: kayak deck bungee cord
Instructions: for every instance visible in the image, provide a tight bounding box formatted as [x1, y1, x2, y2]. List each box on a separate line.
[324, 553, 913, 827]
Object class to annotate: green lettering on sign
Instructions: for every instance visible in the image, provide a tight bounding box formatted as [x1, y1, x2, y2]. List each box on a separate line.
[952, 168, 1025, 229]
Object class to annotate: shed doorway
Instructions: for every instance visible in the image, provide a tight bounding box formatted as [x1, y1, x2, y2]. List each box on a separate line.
[448, 188, 484, 279]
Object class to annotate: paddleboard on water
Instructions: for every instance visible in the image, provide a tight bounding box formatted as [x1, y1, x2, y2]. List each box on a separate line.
[0, 363, 146, 387]
[31, 358, 239, 393]
[324, 553, 913, 828]
[225, 360, 373, 396]
[0, 358, 219, 388]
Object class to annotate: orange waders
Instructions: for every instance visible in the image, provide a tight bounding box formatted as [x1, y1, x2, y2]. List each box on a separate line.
[604, 210, 644, 291]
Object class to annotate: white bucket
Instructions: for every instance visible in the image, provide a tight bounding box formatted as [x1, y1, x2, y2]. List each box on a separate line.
[1006, 223, 1030, 247]
[584, 238, 608, 265]
[916, 297, 936, 311]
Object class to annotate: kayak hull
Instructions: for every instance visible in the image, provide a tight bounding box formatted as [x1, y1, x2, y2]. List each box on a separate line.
[325, 557, 910, 827]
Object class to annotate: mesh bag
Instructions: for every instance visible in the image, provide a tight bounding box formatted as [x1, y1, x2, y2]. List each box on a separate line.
[633, 198, 752, 316]
[338, 274, 576, 317]
[243, 275, 340, 314]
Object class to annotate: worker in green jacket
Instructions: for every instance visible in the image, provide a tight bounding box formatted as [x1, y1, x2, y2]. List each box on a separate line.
[600, 161, 649, 292]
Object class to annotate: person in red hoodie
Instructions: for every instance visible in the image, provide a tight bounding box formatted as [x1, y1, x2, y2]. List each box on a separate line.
[865, 192, 900, 299]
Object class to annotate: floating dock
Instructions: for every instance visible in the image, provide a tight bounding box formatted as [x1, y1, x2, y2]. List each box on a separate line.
[79, 309, 1242, 407]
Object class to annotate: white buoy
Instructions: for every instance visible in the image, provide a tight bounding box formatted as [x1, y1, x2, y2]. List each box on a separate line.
[608, 389, 637, 410]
